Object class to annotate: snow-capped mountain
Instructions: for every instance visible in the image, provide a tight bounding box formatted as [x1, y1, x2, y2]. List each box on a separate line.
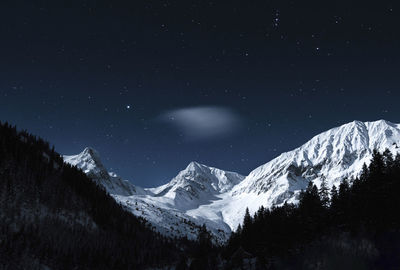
[214, 120, 400, 229]
[63, 120, 400, 242]
[64, 147, 145, 196]
[113, 162, 245, 242]
[149, 161, 244, 211]
[64, 149, 243, 242]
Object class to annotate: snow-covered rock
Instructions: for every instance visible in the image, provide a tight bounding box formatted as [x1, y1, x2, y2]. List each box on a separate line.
[222, 120, 400, 228]
[63, 120, 400, 242]
[149, 161, 244, 211]
[64, 148, 242, 242]
[64, 147, 145, 196]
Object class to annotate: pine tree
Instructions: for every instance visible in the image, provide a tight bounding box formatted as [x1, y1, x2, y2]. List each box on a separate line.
[394, 154, 400, 169]
[330, 185, 338, 208]
[383, 148, 394, 173]
[338, 178, 349, 197]
[236, 223, 242, 234]
[193, 224, 213, 269]
[310, 184, 320, 202]
[255, 205, 265, 223]
[369, 149, 384, 177]
[243, 207, 252, 230]
[360, 163, 369, 181]
[319, 177, 330, 207]
[198, 224, 211, 250]
[299, 181, 323, 219]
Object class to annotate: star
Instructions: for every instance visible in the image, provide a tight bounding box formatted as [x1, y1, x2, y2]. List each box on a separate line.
[126, 105, 131, 109]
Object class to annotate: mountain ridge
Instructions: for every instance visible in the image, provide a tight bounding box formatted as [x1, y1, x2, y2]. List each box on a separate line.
[63, 147, 145, 196]
[64, 119, 400, 241]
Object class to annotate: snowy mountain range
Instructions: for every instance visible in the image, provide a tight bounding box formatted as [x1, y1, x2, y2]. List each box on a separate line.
[63, 120, 400, 242]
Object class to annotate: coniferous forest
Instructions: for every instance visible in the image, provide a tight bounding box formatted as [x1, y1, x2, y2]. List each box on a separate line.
[224, 149, 400, 269]
[0, 121, 190, 269]
[1, 121, 400, 269]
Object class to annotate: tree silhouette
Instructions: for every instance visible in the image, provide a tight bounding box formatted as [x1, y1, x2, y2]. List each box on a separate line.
[225, 149, 400, 269]
[0, 121, 186, 269]
[319, 176, 330, 207]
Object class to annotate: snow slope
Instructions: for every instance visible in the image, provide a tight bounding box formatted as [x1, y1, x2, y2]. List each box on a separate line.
[221, 120, 400, 228]
[148, 161, 244, 211]
[64, 147, 146, 196]
[64, 149, 243, 242]
[63, 120, 400, 242]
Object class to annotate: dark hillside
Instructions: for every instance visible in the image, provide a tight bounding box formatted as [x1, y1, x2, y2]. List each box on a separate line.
[0, 122, 179, 269]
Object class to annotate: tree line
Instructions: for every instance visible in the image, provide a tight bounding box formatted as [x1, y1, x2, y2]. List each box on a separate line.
[0, 121, 189, 269]
[224, 149, 400, 269]
[2, 120, 400, 269]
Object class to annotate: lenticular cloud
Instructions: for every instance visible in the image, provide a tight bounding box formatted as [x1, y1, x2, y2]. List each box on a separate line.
[159, 106, 242, 141]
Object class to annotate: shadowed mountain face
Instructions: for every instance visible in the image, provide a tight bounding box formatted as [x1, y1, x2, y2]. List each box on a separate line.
[65, 150, 245, 242]
[0, 122, 178, 269]
[65, 120, 400, 241]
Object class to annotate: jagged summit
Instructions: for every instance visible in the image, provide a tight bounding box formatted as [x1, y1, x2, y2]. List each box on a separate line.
[63, 151, 245, 241]
[63, 120, 400, 241]
[148, 161, 245, 211]
[187, 160, 202, 167]
[64, 147, 105, 175]
[245, 120, 400, 185]
[185, 161, 207, 171]
[81, 147, 100, 158]
[64, 148, 142, 196]
[224, 119, 400, 228]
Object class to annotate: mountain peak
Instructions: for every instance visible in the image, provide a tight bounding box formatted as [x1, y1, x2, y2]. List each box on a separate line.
[189, 161, 201, 166]
[81, 147, 101, 161]
[64, 147, 105, 175]
[186, 161, 206, 171]
[367, 119, 397, 128]
[64, 147, 140, 196]
[236, 119, 400, 195]
[63, 119, 400, 241]
[351, 119, 364, 124]
[149, 161, 245, 211]
[82, 146, 96, 155]
[374, 119, 390, 124]
[345, 119, 393, 128]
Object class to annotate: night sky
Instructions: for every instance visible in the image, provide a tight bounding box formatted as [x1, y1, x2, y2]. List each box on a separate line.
[0, 1, 399, 187]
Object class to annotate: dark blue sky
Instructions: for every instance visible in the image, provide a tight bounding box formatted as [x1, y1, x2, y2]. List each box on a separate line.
[0, 1, 399, 187]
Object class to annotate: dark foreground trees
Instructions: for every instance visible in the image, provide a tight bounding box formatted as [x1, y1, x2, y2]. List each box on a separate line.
[225, 149, 400, 269]
[3, 120, 400, 269]
[0, 122, 180, 269]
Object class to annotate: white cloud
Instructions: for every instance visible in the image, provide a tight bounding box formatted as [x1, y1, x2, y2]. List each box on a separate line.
[159, 106, 243, 141]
